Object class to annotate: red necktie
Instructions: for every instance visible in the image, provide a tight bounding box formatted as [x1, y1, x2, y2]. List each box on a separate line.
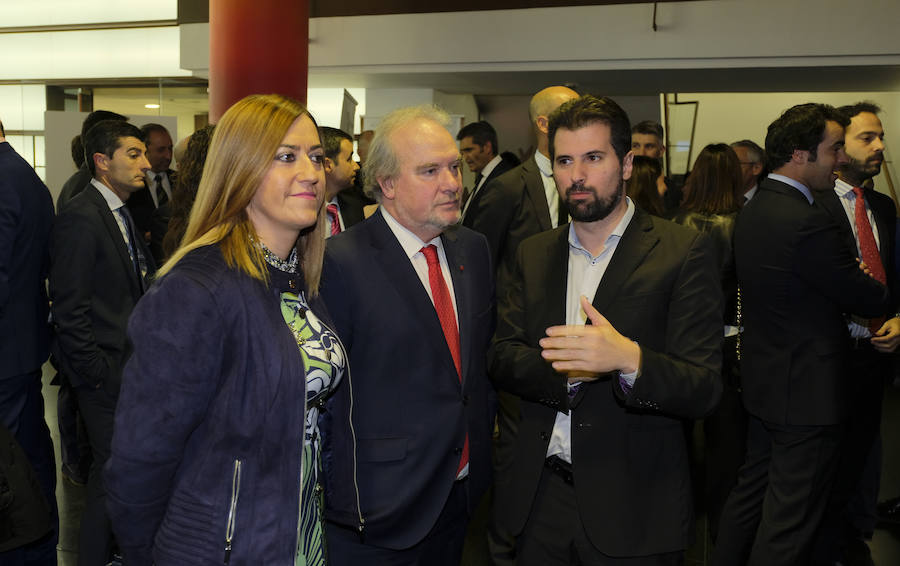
[421, 245, 468, 474]
[326, 203, 341, 236]
[853, 187, 886, 332]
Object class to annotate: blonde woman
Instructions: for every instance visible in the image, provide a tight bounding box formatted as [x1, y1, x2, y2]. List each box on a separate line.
[105, 94, 344, 566]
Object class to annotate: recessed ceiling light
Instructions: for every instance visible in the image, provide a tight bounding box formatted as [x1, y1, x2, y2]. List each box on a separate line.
[145, 103, 160, 109]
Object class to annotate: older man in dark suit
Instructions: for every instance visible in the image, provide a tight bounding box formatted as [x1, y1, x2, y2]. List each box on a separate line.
[0, 119, 57, 564]
[713, 103, 891, 566]
[50, 119, 155, 566]
[321, 105, 495, 566]
[491, 95, 723, 565]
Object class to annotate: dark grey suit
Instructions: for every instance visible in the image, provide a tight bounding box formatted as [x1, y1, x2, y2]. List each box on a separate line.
[50, 183, 155, 566]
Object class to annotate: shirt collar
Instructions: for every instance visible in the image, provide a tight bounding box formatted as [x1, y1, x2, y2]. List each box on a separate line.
[90, 178, 125, 211]
[478, 154, 503, 181]
[768, 173, 813, 204]
[534, 150, 553, 178]
[567, 197, 635, 258]
[380, 206, 442, 259]
[834, 177, 858, 198]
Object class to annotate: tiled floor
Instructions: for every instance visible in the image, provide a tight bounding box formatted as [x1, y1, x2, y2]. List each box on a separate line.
[42, 365, 900, 565]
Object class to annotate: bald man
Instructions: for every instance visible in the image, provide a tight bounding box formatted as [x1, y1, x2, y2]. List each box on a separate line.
[457, 86, 578, 565]
[463, 86, 579, 287]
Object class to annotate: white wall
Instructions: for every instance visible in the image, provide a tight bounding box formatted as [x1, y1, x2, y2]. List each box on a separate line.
[304, 1, 900, 76]
[679, 91, 900, 197]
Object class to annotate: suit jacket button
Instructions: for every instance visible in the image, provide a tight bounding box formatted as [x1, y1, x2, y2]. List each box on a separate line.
[454, 447, 463, 454]
[540, 432, 549, 440]
[462, 395, 469, 405]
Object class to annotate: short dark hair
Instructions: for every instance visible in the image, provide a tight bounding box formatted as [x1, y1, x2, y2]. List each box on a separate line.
[456, 121, 498, 156]
[548, 95, 631, 163]
[0, 120, 5, 137]
[320, 126, 353, 161]
[83, 120, 144, 176]
[80, 110, 127, 138]
[140, 123, 171, 143]
[838, 101, 882, 121]
[71, 135, 85, 168]
[765, 103, 849, 171]
[632, 120, 664, 141]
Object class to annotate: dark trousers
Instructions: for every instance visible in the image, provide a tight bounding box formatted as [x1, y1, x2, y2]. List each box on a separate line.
[57, 379, 91, 478]
[0, 370, 58, 565]
[75, 386, 118, 566]
[488, 390, 519, 566]
[712, 416, 842, 566]
[704, 346, 748, 543]
[326, 479, 469, 566]
[812, 346, 888, 563]
[517, 466, 682, 566]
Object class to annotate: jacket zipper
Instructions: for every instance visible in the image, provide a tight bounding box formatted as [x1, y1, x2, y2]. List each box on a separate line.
[224, 459, 242, 565]
[334, 331, 365, 534]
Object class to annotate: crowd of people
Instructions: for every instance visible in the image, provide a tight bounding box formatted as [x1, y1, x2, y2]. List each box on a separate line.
[0, 85, 895, 566]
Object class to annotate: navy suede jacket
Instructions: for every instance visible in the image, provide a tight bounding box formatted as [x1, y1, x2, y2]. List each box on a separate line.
[105, 244, 338, 566]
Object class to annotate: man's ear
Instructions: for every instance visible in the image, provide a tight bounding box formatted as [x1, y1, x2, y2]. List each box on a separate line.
[324, 156, 335, 174]
[93, 152, 109, 174]
[378, 176, 395, 199]
[536, 115, 550, 135]
[621, 151, 635, 182]
[791, 149, 809, 165]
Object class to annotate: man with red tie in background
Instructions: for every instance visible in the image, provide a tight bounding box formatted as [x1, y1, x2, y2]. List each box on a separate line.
[320, 126, 363, 237]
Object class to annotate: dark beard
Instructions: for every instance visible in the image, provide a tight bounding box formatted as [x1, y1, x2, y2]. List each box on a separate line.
[563, 179, 624, 223]
[841, 154, 882, 185]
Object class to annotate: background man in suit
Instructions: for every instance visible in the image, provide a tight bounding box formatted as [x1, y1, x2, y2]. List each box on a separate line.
[57, 110, 127, 211]
[320, 126, 363, 235]
[812, 102, 899, 565]
[731, 139, 766, 202]
[457, 120, 515, 219]
[127, 123, 174, 236]
[465, 86, 578, 285]
[321, 105, 495, 566]
[50, 119, 155, 566]
[0, 119, 58, 564]
[713, 103, 891, 566]
[631, 120, 682, 214]
[491, 95, 723, 565]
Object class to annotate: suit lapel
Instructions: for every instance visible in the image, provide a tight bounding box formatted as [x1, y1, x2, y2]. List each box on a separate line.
[590, 209, 659, 313]
[522, 157, 553, 232]
[540, 228, 570, 330]
[818, 189, 859, 255]
[368, 213, 460, 381]
[443, 228, 470, 385]
[86, 186, 142, 299]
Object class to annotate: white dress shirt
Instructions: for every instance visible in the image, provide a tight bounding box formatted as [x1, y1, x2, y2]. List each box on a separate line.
[144, 170, 172, 207]
[546, 197, 636, 463]
[834, 178, 881, 338]
[534, 150, 564, 228]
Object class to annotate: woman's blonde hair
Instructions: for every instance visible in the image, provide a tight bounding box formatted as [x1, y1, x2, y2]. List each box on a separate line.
[159, 94, 327, 294]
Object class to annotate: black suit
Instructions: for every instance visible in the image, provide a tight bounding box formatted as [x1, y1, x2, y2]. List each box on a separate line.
[491, 208, 723, 560]
[0, 141, 57, 562]
[129, 168, 175, 235]
[335, 182, 374, 229]
[321, 211, 495, 564]
[57, 164, 91, 212]
[50, 183, 155, 566]
[713, 178, 891, 566]
[813, 185, 898, 562]
[461, 155, 516, 223]
[463, 155, 555, 285]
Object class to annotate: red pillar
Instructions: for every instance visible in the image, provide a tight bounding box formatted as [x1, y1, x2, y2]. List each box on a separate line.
[209, 0, 309, 122]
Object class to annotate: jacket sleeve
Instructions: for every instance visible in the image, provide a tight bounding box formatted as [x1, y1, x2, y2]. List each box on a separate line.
[619, 232, 724, 419]
[49, 210, 110, 387]
[795, 208, 891, 318]
[468, 177, 519, 275]
[0, 178, 20, 311]
[104, 271, 225, 566]
[489, 243, 569, 413]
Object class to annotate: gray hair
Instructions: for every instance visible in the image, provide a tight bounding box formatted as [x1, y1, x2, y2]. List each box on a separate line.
[363, 104, 451, 201]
